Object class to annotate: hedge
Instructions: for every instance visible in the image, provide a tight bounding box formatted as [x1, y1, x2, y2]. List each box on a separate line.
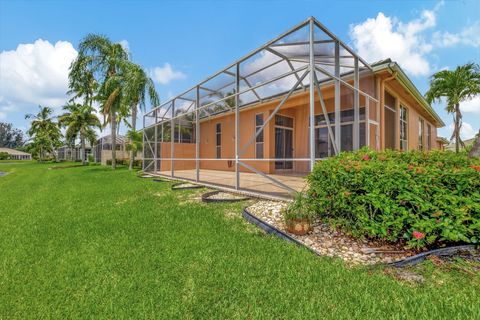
[305, 148, 480, 248]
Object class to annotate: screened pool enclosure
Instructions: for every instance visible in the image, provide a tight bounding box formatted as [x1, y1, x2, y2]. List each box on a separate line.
[143, 17, 379, 199]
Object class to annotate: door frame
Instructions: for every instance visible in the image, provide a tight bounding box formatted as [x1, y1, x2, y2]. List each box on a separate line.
[274, 114, 295, 171]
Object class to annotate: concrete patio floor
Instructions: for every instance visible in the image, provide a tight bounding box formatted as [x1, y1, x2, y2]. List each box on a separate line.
[155, 169, 307, 199]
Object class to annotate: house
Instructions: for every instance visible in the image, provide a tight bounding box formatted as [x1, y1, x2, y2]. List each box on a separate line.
[92, 134, 130, 165]
[57, 142, 93, 162]
[436, 137, 449, 150]
[142, 17, 444, 199]
[0, 147, 32, 160]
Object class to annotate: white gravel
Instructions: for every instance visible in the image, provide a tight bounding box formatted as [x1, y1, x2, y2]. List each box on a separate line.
[247, 200, 414, 265]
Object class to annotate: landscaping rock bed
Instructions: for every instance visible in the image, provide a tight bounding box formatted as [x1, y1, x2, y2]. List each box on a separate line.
[246, 200, 416, 265]
[202, 191, 250, 203]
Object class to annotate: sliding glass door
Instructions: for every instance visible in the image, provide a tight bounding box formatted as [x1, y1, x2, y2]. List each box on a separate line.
[275, 115, 294, 170]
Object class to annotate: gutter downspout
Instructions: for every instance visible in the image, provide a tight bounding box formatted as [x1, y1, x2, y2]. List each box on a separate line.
[379, 64, 397, 150]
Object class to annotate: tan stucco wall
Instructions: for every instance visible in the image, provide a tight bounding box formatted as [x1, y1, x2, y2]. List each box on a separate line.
[160, 73, 442, 174]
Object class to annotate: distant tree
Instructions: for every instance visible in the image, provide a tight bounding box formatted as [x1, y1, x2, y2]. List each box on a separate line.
[122, 62, 159, 170]
[426, 63, 480, 153]
[75, 34, 129, 169]
[0, 152, 9, 160]
[58, 103, 101, 165]
[25, 106, 62, 161]
[0, 122, 25, 148]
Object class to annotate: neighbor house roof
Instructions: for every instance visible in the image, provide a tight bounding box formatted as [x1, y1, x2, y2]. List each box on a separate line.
[371, 59, 445, 127]
[0, 147, 31, 156]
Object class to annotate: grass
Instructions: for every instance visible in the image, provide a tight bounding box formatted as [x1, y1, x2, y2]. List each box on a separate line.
[0, 162, 479, 319]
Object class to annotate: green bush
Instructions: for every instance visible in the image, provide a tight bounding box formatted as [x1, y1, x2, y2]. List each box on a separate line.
[306, 148, 480, 248]
[0, 152, 9, 160]
[106, 159, 128, 166]
[87, 154, 94, 163]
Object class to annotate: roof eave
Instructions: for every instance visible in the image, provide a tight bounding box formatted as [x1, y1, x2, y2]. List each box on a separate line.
[372, 61, 446, 127]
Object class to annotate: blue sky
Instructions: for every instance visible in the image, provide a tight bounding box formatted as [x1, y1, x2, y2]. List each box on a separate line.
[1, 0, 479, 140]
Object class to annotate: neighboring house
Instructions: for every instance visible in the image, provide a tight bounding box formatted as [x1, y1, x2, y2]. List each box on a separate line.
[445, 137, 476, 151]
[142, 17, 445, 199]
[436, 137, 449, 150]
[58, 142, 93, 162]
[0, 147, 32, 160]
[93, 134, 130, 165]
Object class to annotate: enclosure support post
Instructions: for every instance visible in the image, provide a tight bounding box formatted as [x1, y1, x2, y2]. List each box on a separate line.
[171, 100, 175, 177]
[154, 110, 158, 172]
[309, 18, 315, 172]
[195, 86, 200, 182]
[353, 57, 360, 150]
[334, 41, 341, 152]
[235, 63, 240, 190]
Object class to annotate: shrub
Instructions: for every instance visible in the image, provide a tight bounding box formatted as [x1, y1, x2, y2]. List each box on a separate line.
[306, 148, 480, 248]
[87, 154, 94, 163]
[106, 159, 128, 166]
[0, 152, 9, 160]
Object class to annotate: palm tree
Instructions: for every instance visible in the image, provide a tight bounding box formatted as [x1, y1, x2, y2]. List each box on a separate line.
[58, 103, 101, 165]
[76, 34, 129, 169]
[425, 63, 480, 152]
[122, 62, 159, 170]
[25, 106, 62, 161]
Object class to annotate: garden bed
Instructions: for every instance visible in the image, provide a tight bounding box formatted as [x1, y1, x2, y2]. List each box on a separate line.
[246, 201, 418, 265]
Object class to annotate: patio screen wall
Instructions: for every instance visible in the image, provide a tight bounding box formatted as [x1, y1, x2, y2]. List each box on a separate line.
[143, 17, 379, 198]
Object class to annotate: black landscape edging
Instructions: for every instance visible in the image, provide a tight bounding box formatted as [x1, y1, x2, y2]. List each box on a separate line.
[171, 182, 203, 190]
[153, 178, 168, 183]
[202, 191, 250, 203]
[243, 207, 478, 267]
[389, 245, 478, 267]
[242, 208, 319, 255]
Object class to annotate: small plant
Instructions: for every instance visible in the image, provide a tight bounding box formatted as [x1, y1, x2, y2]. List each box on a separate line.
[87, 154, 94, 163]
[283, 192, 314, 235]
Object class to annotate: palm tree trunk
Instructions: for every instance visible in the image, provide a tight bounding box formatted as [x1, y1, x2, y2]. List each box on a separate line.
[455, 103, 460, 153]
[111, 109, 117, 169]
[129, 105, 137, 170]
[81, 135, 86, 166]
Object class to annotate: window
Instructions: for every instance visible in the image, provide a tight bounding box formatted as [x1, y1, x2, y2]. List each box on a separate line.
[314, 107, 366, 157]
[215, 123, 221, 159]
[418, 118, 424, 151]
[427, 124, 431, 150]
[255, 113, 264, 159]
[399, 105, 408, 150]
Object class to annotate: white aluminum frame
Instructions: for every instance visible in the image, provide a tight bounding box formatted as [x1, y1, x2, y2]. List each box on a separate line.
[142, 17, 379, 197]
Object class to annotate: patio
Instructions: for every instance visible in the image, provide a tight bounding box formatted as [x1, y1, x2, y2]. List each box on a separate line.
[156, 169, 307, 199]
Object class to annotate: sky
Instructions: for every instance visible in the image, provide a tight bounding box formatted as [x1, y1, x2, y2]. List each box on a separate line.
[0, 0, 479, 141]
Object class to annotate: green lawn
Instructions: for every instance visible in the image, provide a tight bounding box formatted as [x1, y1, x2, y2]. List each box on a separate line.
[0, 162, 479, 319]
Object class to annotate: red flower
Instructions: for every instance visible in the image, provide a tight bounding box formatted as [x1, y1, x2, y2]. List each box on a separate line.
[470, 165, 480, 172]
[344, 191, 351, 196]
[362, 154, 370, 161]
[412, 231, 425, 240]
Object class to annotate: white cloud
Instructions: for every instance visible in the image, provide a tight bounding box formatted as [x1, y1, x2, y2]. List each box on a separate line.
[149, 63, 186, 85]
[0, 39, 78, 118]
[350, 10, 436, 76]
[433, 21, 480, 48]
[447, 121, 477, 140]
[461, 96, 480, 114]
